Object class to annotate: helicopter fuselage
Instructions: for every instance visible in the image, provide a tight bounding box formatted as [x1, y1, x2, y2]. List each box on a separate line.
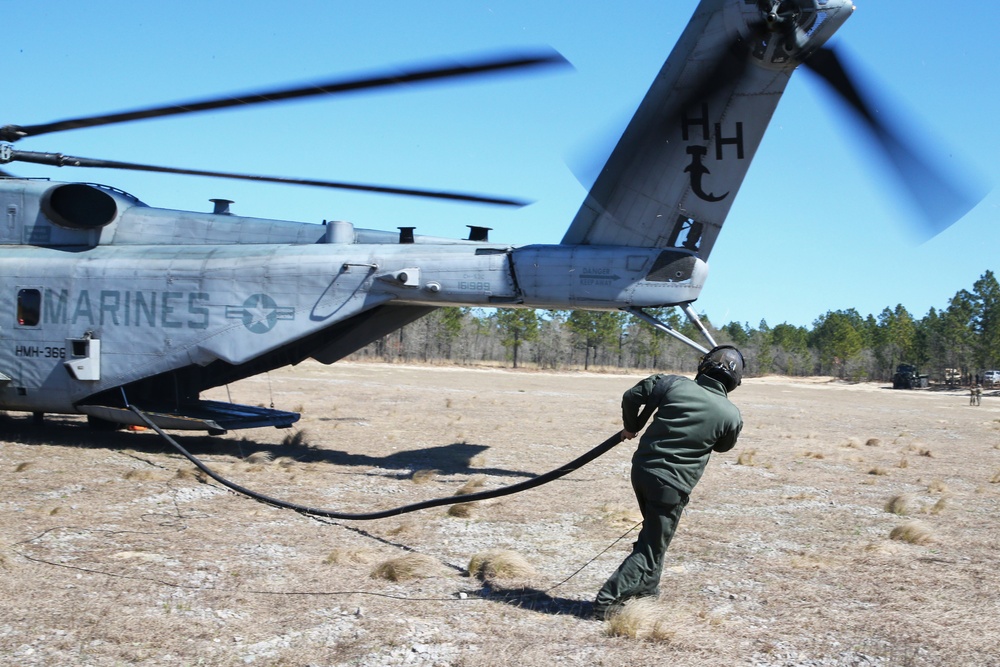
[0, 178, 705, 421]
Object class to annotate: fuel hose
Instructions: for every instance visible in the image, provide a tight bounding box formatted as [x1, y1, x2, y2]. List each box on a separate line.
[130, 405, 625, 521]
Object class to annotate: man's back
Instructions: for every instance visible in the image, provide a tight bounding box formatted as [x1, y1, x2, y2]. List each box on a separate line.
[625, 373, 742, 493]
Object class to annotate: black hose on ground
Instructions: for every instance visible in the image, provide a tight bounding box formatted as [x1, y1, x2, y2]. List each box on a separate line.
[129, 405, 625, 521]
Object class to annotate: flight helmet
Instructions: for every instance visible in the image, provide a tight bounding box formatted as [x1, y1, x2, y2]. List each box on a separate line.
[697, 345, 745, 392]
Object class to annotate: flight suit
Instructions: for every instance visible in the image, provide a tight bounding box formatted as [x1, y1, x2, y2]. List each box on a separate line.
[594, 372, 742, 618]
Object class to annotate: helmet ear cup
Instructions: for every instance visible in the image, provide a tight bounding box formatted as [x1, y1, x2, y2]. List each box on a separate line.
[698, 345, 745, 391]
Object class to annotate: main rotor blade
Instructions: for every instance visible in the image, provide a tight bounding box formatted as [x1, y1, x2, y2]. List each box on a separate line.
[6, 149, 528, 206]
[803, 46, 985, 237]
[0, 50, 568, 142]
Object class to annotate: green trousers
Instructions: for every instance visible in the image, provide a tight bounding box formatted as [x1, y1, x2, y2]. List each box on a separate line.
[594, 465, 689, 616]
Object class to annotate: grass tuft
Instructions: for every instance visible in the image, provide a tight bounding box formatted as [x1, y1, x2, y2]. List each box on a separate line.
[927, 480, 949, 493]
[454, 475, 486, 496]
[281, 429, 309, 448]
[736, 449, 757, 466]
[929, 497, 949, 515]
[245, 451, 273, 464]
[447, 502, 477, 518]
[989, 470, 1000, 484]
[411, 469, 440, 484]
[604, 598, 676, 641]
[273, 456, 297, 469]
[868, 467, 889, 476]
[600, 503, 642, 527]
[123, 469, 158, 481]
[865, 438, 881, 447]
[885, 493, 913, 515]
[370, 553, 443, 582]
[889, 520, 934, 545]
[14, 462, 34, 473]
[174, 467, 200, 481]
[467, 549, 536, 583]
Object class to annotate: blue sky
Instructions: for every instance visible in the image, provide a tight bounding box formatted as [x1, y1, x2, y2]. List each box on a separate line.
[3, 1, 997, 329]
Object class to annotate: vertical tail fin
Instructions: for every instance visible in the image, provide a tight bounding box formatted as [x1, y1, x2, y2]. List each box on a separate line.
[561, 0, 853, 259]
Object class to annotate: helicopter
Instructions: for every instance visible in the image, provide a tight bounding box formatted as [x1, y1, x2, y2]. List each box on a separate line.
[0, 0, 983, 434]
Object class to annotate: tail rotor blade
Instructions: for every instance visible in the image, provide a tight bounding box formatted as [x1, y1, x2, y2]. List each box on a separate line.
[803, 46, 986, 238]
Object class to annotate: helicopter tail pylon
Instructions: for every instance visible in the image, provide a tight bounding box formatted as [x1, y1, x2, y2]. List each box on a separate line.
[561, 0, 854, 260]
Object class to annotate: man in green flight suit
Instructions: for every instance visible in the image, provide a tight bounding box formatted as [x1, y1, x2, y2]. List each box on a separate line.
[594, 345, 745, 620]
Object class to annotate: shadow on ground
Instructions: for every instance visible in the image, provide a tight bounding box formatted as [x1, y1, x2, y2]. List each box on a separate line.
[473, 583, 595, 620]
[0, 413, 536, 479]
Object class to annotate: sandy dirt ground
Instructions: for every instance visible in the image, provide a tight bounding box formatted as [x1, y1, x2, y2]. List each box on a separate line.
[1, 361, 999, 666]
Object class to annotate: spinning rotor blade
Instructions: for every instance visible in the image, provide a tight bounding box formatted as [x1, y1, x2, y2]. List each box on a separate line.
[0, 51, 568, 142]
[669, 0, 983, 239]
[803, 46, 985, 237]
[4, 149, 528, 206]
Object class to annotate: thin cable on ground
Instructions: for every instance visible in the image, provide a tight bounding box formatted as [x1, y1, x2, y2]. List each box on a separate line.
[544, 520, 641, 594]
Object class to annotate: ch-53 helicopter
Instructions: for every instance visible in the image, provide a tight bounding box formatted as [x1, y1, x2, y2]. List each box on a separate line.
[0, 0, 981, 434]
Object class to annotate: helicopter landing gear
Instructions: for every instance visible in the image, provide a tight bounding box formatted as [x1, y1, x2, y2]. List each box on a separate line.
[626, 305, 719, 356]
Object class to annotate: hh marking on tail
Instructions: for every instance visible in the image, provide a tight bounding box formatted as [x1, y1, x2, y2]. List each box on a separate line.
[681, 104, 745, 203]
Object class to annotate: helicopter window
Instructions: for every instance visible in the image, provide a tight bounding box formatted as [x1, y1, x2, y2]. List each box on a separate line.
[17, 289, 42, 327]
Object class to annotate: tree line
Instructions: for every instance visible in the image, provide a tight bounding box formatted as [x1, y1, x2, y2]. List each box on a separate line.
[348, 270, 1000, 383]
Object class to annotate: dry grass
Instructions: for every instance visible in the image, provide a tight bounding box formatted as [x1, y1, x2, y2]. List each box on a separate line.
[599, 503, 642, 527]
[927, 480, 949, 493]
[122, 468, 159, 482]
[370, 553, 444, 582]
[323, 547, 378, 566]
[280, 429, 309, 448]
[736, 449, 757, 466]
[868, 466, 889, 476]
[245, 451, 273, 464]
[604, 598, 676, 641]
[865, 438, 881, 447]
[885, 493, 913, 515]
[467, 550, 536, 583]
[447, 502, 477, 518]
[902, 442, 933, 457]
[789, 552, 832, 569]
[889, 520, 935, 545]
[174, 467, 206, 483]
[411, 469, 440, 484]
[928, 497, 949, 515]
[455, 475, 486, 496]
[13, 462, 34, 473]
[990, 470, 1000, 484]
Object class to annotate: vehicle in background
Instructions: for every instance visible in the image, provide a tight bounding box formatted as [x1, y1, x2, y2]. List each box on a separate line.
[893, 364, 929, 389]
